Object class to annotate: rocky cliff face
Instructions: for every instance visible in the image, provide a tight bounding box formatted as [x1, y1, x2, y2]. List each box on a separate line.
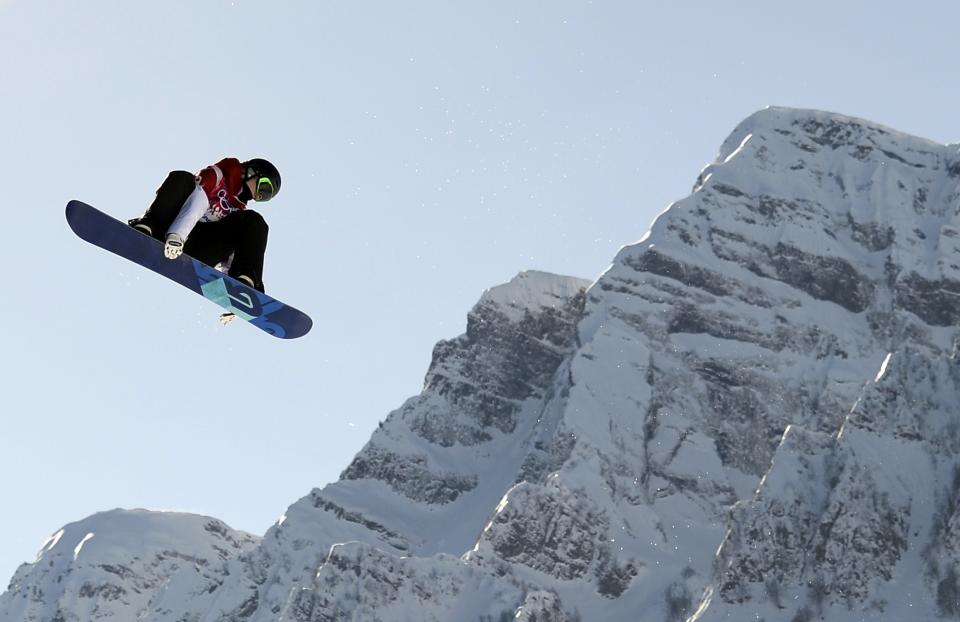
[700, 346, 960, 622]
[6, 108, 960, 621]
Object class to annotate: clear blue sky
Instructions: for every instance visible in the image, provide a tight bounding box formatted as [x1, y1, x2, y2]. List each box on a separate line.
[2, 0, 958, 582]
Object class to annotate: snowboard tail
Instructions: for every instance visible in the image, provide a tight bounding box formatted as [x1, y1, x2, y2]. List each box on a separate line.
[65, 200, 312, 339]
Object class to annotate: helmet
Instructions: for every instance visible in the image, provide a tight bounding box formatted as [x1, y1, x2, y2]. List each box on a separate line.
[243, 158, 281, 201]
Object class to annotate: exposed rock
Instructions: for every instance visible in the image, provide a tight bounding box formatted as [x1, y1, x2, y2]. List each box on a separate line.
[8, 108, 960, 622]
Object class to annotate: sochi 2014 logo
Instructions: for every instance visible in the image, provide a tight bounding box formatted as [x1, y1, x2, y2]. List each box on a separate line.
[211, 189, 234, 220]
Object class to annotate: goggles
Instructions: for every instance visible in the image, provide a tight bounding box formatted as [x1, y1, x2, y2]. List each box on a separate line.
[254, 176, 276, 202]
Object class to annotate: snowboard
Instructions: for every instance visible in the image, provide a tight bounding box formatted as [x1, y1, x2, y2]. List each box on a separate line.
[65, 200, 313, 339]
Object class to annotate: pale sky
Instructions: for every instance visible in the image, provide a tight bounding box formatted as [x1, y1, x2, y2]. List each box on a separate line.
[3, 0, 959, 582]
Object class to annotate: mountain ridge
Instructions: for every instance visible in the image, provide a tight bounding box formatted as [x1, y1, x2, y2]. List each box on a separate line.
[6, 106, 960, 621]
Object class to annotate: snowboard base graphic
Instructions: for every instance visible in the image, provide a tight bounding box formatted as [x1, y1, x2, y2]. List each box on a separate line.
[66, 200, 312, 339]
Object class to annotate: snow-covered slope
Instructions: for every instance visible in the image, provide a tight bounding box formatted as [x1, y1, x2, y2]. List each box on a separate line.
[6, 107, 960, 621]
[698, 348, 960, 622]
[1, 509, 258, 621]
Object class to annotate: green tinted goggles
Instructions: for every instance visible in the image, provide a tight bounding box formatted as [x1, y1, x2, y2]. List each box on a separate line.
[255, 176, 276, 202]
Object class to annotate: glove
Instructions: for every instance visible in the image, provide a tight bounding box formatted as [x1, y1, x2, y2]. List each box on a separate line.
[220, 312, 237, 326]
[164, 233, 184, 259]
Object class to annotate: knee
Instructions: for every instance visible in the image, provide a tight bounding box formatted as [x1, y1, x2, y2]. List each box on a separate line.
[158, 170, 197, 192]
[238, 210, 269, 235]
[167, 170, 195, 182]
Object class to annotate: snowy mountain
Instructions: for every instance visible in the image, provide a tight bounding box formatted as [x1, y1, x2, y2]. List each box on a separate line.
[6, 107, 960, 621]
[0, 509, 258, 621]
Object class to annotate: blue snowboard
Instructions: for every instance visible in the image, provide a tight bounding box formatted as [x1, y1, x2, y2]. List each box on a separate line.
[66, 200, 312, 339]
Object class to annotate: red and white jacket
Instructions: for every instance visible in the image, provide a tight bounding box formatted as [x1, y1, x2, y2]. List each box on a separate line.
[168, 158, 248, 240]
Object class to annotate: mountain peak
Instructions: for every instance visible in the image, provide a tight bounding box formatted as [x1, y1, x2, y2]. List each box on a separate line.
[478, 270, 593, 324]
[3, 509, 257, 622]
[720, 106, 948, 159]
[31, 508, 253, 561]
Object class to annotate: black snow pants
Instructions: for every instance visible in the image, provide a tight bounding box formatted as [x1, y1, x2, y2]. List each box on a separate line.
[134, 171, 268, 292]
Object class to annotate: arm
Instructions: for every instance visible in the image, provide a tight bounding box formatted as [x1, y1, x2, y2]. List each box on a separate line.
[167, 185, 209, 239]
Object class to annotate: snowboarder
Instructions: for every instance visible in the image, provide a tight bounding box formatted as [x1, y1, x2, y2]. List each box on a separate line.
[128, 157, 281, 296]
[68, 198, 312, 338]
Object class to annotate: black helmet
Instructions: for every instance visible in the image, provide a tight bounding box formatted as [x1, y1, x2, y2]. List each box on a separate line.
[243, 158, 281, 201]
